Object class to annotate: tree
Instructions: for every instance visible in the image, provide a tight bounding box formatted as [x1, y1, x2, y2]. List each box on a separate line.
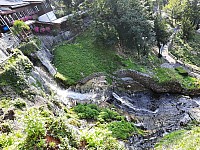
[153, 15, 171, 56]
[180, 17, 195, 40]
[11, 20, 30, 41]
[91, 0, 153, 57]
[164, 0, 187, 26]
[183, 0, 200, 29]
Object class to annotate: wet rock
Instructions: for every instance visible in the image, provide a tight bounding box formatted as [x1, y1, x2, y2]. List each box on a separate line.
[189, 108, 200, 123]
[3, 110, 15, 120]
[179, 113, 191, 126]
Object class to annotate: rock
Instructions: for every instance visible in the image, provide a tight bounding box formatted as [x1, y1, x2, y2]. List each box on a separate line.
[160, 63, 174, 69]
[179, 113, 191, 126]
[3, 110, 15, 120]
[189, 108, 200, 123]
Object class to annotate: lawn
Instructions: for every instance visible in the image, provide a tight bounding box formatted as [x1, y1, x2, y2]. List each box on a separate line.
[53, 31, 149, 85]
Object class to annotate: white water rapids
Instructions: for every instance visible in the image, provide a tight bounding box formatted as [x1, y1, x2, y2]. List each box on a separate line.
[32, 67, 97, 105]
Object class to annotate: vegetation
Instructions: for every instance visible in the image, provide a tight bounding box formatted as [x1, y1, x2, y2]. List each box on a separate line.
[154, 67, 200, 89]
[90, 0, 152, 56]
[0, 50, 33, 92]
[53, 31, 124, 85]
[73, 104, 124, 122]
[11, 20, 30, 41]
[155, 127, 200, 150]
[107, 121, 140, 140]
[171, 33, 200, 67]
[18, 39, 40, 56]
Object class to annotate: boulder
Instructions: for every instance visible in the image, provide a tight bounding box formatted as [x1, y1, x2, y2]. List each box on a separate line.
[189, 108, 200, 123]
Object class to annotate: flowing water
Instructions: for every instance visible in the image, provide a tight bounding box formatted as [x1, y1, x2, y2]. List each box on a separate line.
[111, 91, 200, 149]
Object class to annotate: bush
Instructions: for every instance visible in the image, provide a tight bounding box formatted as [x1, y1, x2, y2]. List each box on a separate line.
[107, 121, 138, 140]
[73, 104, 100, 120]
[20, 108, 46, 149]
[47, 117, 79, 149]
[13, 98, 26, 109]
[81, 127, 125, 150]
[175, 66, 188, 76]
[19, 40, 39, 56]
[97, 108, 124, 123]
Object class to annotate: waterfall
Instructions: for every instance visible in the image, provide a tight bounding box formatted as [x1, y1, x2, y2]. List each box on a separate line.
[31, 67, 97, 105]
[112, 92, 159, 114]
[36, 49, 57, 76]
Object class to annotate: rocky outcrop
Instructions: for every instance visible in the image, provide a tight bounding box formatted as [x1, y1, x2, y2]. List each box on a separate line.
[114, 69, 200, 96]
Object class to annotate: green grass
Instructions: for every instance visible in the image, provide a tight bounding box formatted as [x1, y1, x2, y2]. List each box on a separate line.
[154, 68, 200, 89]
[155, 127, 200, 150]
[171, 33, 200, 67]
[53, 31, 123, 85]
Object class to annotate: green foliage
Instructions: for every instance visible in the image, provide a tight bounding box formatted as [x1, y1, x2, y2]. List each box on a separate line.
[154, 67, 200, 89]
[47, 117, 78, 146]
[53, 31, 123, 85]
[153, 15, 171, 48]
[91, 0, 153, 55]
[11, 20, 30, 40]
[54, 72, 75, 86]
[154, 68, 182, 83]
[175, 66, 188, 76]
[97, 108, 124, 123]
[81, 127, 125, 150]
[171, 33, 200, 66]
[73, 104, 100, 120]
[0, 133, 14, 149]
[180, 17, 195, 40]
[0, 123, 12, 133]
[73, 104, 124, 122]
[13, 98, 26, 109]
[21, 108, 46, 149]
[155, 127, 200, 150]
[107, 121, 138, 140]
[0, 51, 33, 92]
[19, 40, 39, 56]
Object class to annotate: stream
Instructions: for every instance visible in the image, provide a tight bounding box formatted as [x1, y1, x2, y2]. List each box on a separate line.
[31, 65, 200, 149]
[111, 91, 200, 149]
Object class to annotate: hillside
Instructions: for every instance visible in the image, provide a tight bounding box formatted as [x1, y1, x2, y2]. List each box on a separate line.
[0, 0, 200, 149]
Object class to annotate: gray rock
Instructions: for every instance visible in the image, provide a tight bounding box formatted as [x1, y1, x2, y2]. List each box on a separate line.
[179, 113, 191, 126]
[189, 108, 200, 122]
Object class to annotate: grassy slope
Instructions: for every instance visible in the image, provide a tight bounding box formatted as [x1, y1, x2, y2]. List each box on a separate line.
[171, 33, 200, 67]
[53, 31, 123, 85]
[53, 30, 200, 89]
[155, 127, 200, 150]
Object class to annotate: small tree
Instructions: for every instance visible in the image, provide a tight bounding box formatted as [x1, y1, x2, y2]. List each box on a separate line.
[11, 20, 30, 41]
[153, 15, 171, 56]
[180, 17, 195, 40]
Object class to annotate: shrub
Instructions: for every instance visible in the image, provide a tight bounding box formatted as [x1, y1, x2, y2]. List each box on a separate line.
[73, 104, 100, 120]
[20, 108, 46, 149]
[19, 40, 39, 56]
[46, 117, 78, 148]
[107, 121, 138, 140]
[0, 133, 14, 149]
[81, 127, 125, 150]
[13, 98, 26, 109]
[97, 108, 124, 123]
